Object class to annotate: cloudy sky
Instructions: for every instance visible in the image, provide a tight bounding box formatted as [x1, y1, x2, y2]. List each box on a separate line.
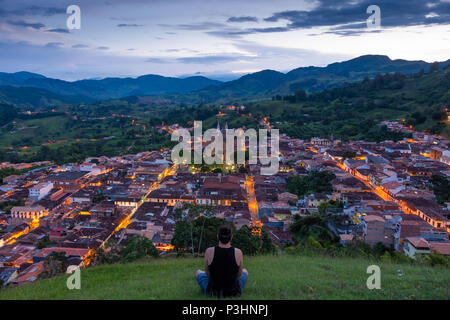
[0, 0, 449, 80]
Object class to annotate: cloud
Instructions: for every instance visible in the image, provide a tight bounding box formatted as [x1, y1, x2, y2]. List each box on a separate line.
[145, 57, 170, 63]
[176, 55, 249, 64]
[45, 42, 64, 48]
[21, 6, 66, 17]
[167, 22, 227, 31]
[206, 26, 289, 39]
[0, 5, 65, 17]
[97, 46, 109, 50]
[144, 54, 252, 64]
[199, 0, 450, 39]
[7, 20, 45, 29]
[117, 23, 143, 27]
[227, 16, 258, 23]
[72, 44, 89, 49]
[263, 0, 450, 32]
[46, 28, 69, 34]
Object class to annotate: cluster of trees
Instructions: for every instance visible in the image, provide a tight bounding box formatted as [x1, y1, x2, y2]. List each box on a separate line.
[287, 213, 449, 267]
[287, 170, 335, 198]
[0, 130, 172, 165]
[38, 252, 69, 280]
[287, 214, 410, 263]
[165, 104, 219, 127]
[171, 203, 274, 255]
[430, 174, 450, 204]
[37, 235, 57, 249]
[0, 103, 18, 126]
[0, 199, 24, 214]
[0, 167, 25, 183]
[272, 89, 307, 103]
[94, 235, 159, 265]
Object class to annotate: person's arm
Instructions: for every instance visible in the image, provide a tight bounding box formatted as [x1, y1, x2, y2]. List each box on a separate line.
[205, 247, 212, 276]
[235, 248, 243, 276]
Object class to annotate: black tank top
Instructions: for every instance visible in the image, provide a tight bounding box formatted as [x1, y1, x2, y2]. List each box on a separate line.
[206, 246, 240, 298]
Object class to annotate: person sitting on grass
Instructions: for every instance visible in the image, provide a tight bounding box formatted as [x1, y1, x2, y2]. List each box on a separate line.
[196, 224, 249, 298]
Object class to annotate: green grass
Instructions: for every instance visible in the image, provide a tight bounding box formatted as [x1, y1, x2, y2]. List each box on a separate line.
[1, 255, 449, 300]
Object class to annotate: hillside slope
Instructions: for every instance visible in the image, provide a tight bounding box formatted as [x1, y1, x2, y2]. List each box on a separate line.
[1, 255, 448, 300]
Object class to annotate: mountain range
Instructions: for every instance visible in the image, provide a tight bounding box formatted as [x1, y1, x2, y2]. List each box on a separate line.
[0, 55, 448, 107]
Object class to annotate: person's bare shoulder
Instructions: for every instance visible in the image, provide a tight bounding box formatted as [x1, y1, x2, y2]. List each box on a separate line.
[205, 247, 214, 258]
[235, 247, 243, 257]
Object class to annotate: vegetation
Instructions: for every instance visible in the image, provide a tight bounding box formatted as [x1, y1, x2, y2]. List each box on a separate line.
[287, 170, 336, 198]
[289, 215, 338, 246]
[38, 252, 69, 280]
[231, 225, 275, 255]
[172, 203, 220, 255]
[318, 200, 344, 215]
[0, 199, 25, 214]
[37, 235, 57, 249]
[0, 113, 173, 164]
[171, 203, 275, 256]
[0, 167, 24, 183]
[430, 174, 450, 204]
[93, 235, 159, 265]
[257, 69, 449, 140]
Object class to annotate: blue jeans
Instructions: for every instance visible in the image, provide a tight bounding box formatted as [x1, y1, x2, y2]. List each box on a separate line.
[196, 272, 248, 296]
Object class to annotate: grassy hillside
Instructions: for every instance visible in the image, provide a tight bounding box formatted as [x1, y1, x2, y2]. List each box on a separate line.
[1, 254, 448, 300]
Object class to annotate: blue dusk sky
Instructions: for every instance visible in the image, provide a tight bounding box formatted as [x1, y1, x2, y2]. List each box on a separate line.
[0, 0, 449, 80]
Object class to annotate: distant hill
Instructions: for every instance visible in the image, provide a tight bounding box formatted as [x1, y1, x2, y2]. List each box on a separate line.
[189, 55, 450, 102]
[0, 72, 222, 103]
[0, 55, 449, 106]
[0, 71, 47, 86]
[280, 55, 447, 94]
[0, 85, 91, 108]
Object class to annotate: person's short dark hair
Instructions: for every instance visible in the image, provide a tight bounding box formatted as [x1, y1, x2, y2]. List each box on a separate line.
[218, 224, 232, 244]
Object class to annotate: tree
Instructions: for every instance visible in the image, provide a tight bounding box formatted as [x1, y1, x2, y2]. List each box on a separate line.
[318, 200, 343, 215]
[287, 170, 335, 198]
[172, 203, 219, 255]
[39, 252, 69, 279]
[429, 61, 440, 73]
[294, 89, 307, 102]
[119, 235, 159, 262]
[0, 103, 18, 126]
[289, 215, 337, 245]
[231, 226, 259, 255]
[231, 225, 274, 255]
[93, 239, 122, 265]
[342, 150, 357, 159]
[260, 228, 275, 254]
[37, 235, 56, 249]
[430, 174, 450, 204]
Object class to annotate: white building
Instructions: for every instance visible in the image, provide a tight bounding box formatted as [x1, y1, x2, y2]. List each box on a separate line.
[29, 182, 53, 200]
[79, 163, 106, 176]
